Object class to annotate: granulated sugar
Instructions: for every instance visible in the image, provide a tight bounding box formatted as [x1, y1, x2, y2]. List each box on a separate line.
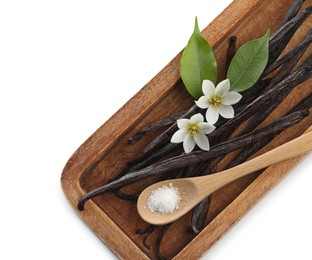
[147, 183, 181, 214]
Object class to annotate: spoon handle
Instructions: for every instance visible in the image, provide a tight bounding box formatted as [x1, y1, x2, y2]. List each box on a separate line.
[197, 130, 312, 197]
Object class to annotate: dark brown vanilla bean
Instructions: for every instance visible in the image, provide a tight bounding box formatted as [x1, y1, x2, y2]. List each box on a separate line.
[268, 6, 312, 65]
[267, 35, 311, 87]
[156, 224, 170, 260]
[263, 29, 312, 76]
[238, 78, 272, 106]
[191, 196, 211, 233]
[128, 110, 187, 145]
[136, 225, 156, 249]
[294, 93, 312, 111]
[227, 137, 275, 170]
[269, 5, 311, 51]
[136, 225, 155, 234]
[226, 36, 237, 70]
[78, 110, 308, 210]
[183, 163, 202, 178]
[111, 142, 181, 181]
[190, 160, 219, 233]
[112, 190, 138, 201]
[242, 44, 310, 135]
[114, 169, 182, 202]
[142, 229, 155, 250]
[132, 104, 198, 163]
[281, 0, 306, 26]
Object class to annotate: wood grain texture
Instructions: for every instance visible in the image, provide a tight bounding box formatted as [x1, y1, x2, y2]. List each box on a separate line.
[61, 0, 312, 259]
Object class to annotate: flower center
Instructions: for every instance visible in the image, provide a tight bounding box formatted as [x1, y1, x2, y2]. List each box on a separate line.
[209, 95, 223, 107]
[187, 124, 200, 136]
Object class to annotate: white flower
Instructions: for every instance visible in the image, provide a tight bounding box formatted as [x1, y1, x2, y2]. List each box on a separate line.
[195, 79, 242, 124]
[171, 113, 215, 153]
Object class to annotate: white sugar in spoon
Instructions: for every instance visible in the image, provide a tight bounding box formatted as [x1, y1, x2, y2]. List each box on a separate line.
[137, 129, 312, 225]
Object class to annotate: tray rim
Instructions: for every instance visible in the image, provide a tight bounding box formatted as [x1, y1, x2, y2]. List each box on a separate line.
[61, 0, 311, 258]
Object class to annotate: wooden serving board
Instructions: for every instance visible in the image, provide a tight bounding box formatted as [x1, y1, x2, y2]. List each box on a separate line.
[61, 0, 312, 259]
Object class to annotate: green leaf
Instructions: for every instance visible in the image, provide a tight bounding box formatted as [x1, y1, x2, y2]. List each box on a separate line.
[227, 30, 270, 92]
[180, 17, 217, 99]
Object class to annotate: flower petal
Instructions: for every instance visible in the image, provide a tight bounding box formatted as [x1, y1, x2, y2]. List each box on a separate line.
[215, 79, 230, 96]
[195, 96, 209, 109]
[219, 105, 235, 119]
[223, 91, 242, 105]
[199, 122, 216, 135]
[194, 133, 210, 151]
[206, 106, 219, 125]
[171, 129, 187, 143]
[190, 113, 204, 124]
[183, 135, 196, 153]
[202, 80, 215, 98]
[177, 118, 190, 129]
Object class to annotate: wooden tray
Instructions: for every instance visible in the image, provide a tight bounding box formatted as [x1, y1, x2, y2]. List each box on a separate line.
[61, 0, 312, 259]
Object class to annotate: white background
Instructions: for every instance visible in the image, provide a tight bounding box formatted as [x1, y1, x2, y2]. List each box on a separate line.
[1, 1, 311, 259]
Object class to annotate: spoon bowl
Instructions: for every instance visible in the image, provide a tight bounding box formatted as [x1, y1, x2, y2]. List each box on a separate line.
[137, 178, 199, 225]
[137, 128, 312, 225]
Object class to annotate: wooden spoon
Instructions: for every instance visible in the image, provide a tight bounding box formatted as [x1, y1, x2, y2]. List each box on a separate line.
[137, 130, 312, 225]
